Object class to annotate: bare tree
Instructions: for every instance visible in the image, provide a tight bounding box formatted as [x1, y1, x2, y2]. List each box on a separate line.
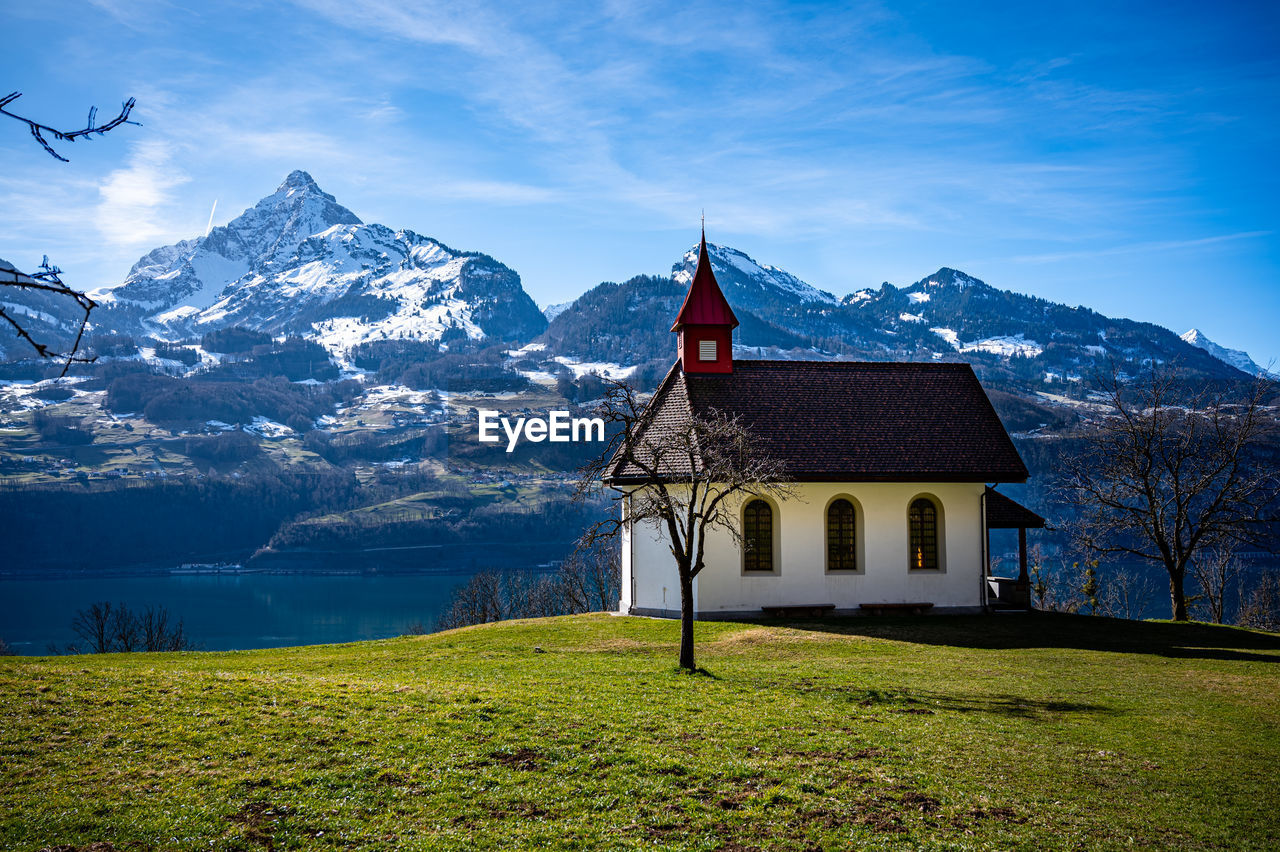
[1097, 567, 1157, 620]
[1028, 551, 1092, 614]
[110, 603, 141, 652]
[2, 91, 138, 371]
[434, 545, 622, 632]
[1028, 546, 1069, 612]
[575, 379, 794, 672]
[70, 601, 194, 653]
[437, 571, 510, 630]
[138, 605, 192, 652]
[1238, 569, 1280, 632]
[1191, 545, 1244, 624]
[557, 540, 621, 613]
[1062, 366, 1279, 620]
[71, 601, 115, 653]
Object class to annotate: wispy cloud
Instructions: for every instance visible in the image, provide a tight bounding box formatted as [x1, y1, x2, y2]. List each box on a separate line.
[96, 139, 191, 247]
[433, 181, 558, 205]
[1008, 231, 1273, 265]
[4, 0, 1278, 363]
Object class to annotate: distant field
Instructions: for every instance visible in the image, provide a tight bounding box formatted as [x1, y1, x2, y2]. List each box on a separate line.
[2, 614, 1278, 850]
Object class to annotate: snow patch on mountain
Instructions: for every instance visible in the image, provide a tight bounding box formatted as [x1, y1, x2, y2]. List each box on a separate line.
[930, 327, 959, 347]
[0, 302, 61, 327]
[932, 327, 1042, 358]
[966, 335, 1043, 358]
[507, 342, 547, 357]
[551, 355, 636, 380]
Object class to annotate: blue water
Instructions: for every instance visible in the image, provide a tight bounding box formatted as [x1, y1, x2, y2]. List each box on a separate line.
[0, 571, 479, 655]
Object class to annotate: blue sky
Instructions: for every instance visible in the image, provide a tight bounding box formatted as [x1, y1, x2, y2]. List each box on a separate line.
[3, 0, 1278, 365]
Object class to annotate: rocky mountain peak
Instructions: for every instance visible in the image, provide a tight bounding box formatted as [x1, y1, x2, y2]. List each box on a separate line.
[915, 268, 988, 290]
[671, 241, 837, 314]
[1181, 328, 1270, 377]
[93, 171, 545, 351]
[259, 170, 358, 224]
[278, 169, 320, 193]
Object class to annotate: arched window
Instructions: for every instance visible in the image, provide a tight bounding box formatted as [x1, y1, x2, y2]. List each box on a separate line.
[908, 498, 939, 571]
[743, 499, 774, 572]
[827, 499, 857, 571]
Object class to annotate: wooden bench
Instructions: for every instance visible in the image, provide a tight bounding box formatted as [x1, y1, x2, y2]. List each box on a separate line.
[859, 602, 934, 616]
[761, 604, 837, 618]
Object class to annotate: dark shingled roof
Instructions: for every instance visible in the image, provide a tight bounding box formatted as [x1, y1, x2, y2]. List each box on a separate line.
[607, 360, 1029, 483]
[985, 487, 1046, 529]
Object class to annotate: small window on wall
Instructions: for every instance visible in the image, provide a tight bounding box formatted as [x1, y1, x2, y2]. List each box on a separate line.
[743, 499, 773, 572]
[698, 339, 717, 361]
[908, 497, 939, 571]
[827, 499, 857, 571]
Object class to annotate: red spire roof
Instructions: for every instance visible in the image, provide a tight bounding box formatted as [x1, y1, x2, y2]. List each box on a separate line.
[671, 227, 739, 332]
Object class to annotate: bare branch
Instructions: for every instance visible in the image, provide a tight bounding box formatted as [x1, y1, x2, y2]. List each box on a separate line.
[0, 92, 136, 369]
[1, 91, 139, 162]
[0, 257, 98, 376]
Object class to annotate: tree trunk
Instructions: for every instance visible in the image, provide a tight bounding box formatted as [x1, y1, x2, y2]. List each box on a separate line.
[678, 569, 695, 672]
[1169, 571, 1188, 621]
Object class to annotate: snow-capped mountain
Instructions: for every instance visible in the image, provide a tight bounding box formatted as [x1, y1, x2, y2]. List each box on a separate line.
[103, 171, 363, 315]
[542, 301, 572, 322]
[672, 242, 838, 314]
[542, 260, 1251, 394]
[1181, 329, 1271, 377]
[97, 171, 546, 351]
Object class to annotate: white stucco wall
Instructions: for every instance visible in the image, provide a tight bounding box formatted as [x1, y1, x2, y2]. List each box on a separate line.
[623, 482, 987, 615]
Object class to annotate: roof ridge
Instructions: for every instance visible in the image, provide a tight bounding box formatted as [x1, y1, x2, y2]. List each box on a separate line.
[725, 359, 974, 369]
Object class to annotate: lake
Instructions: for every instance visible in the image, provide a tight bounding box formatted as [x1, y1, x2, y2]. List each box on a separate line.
[0, 539, 573, 655]
[3, 559, 1269, 655]
[0, 569, 493, 655]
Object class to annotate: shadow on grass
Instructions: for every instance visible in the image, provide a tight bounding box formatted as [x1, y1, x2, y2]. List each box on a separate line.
[846, 688, 1117, 719]
[762, 612, 1280, 664]
[769, 683, 1117, 719]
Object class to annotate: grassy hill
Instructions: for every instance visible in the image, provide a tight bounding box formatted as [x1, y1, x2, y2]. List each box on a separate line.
[3, 614, 1279, 850]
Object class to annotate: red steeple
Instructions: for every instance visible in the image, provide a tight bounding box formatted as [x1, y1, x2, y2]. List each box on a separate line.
[673, 226, 737, 374]
[671, 227, 739, 332]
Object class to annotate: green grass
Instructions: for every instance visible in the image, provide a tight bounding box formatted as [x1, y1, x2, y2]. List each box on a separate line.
[3, 614, 1278, 851]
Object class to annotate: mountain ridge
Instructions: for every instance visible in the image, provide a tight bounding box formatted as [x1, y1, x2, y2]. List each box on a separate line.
[0, 170, 1268, 388]
[539, 256, 1254, 394]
